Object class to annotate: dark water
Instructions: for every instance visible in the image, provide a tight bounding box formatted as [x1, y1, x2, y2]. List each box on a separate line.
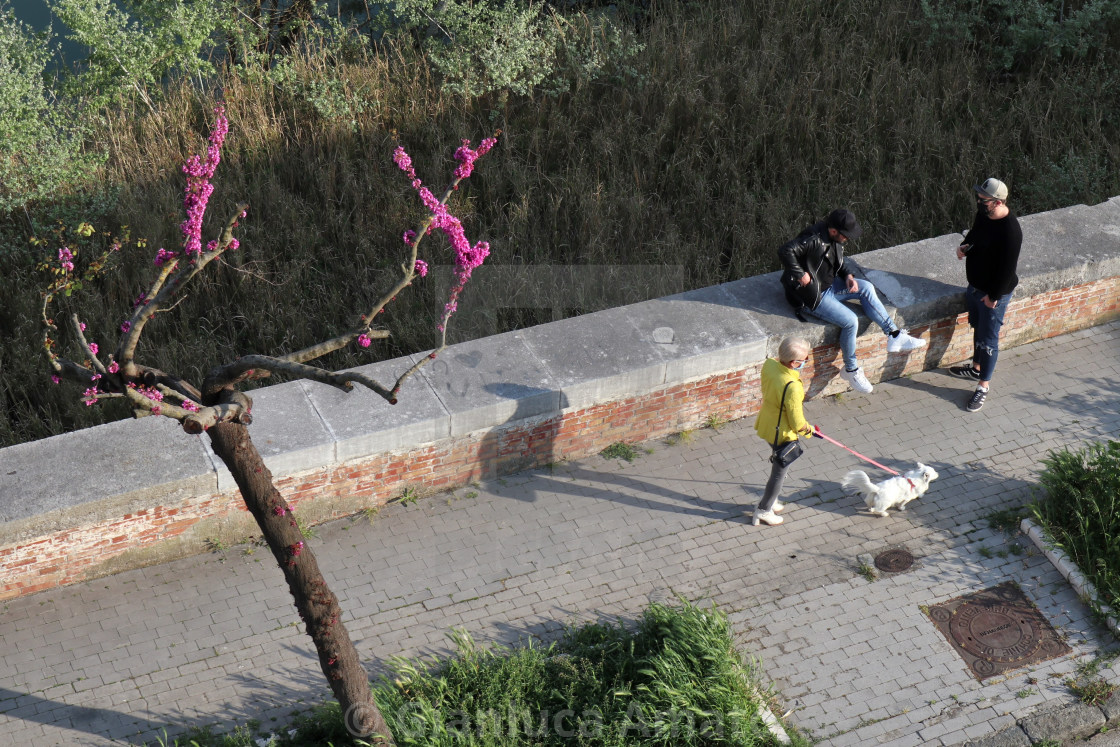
[8, 0, 89, 68]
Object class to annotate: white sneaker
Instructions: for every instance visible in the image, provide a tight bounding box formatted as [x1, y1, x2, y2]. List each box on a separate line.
[840, 366, 874, 394]
[752, 509, 784, 526]
[887, 329, 927, 353]
[772, 501, 785, 513]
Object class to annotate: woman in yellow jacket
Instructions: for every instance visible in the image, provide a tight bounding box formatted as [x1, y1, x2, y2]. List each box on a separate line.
[753, 336, 815, 526]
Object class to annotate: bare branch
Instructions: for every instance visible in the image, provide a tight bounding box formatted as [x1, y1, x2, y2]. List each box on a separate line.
[386, 344, 447, 401]
[280, 328, 390, 365]
[119, 203, 249, 376]
[70, 313, 107, 375]
[203, 354, 399, 403]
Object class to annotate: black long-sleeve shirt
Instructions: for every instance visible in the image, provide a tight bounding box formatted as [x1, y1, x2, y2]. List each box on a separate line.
[964, 210, 1022, 298]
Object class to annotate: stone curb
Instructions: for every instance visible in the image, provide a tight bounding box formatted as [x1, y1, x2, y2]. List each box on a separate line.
[957, 695, 1120, 746]
[1021, 518, 1120, 638]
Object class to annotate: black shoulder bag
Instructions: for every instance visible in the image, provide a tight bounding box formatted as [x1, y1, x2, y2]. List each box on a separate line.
[769, 381, 804, 468]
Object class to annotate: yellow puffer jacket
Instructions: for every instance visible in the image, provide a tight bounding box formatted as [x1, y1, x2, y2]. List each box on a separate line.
[754, 358, 812, 445]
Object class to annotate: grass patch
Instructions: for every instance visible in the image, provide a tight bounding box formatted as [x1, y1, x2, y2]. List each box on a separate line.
[665, 429, 694, 447]
[1031, 440, 1120, 616]
[987, 505, 1029, 533]
[600, 442, 640, 463]
[705, 413, 729, 432]
[1066, 676, 1117, 707]
[146, 600, 799, 746]
[375, 599, 797, 746]
[856, 562, 877, 583]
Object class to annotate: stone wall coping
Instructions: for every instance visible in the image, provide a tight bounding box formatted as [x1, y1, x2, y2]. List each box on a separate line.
[2, 196, 1119, 544]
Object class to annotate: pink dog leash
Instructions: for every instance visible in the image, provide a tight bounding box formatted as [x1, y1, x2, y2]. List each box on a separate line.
[813, 427, 916, 488]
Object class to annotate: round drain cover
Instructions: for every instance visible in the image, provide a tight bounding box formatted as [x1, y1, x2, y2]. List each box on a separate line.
[874, 548, 914, 573]
[949, 603, 1042, 663]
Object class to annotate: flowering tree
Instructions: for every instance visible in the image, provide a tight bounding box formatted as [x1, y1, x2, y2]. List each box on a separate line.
[39, 105, 498, 743]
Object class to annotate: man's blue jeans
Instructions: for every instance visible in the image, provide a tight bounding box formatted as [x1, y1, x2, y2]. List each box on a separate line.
[805, 277, 895, 370]
[966, 285, 1013, 381]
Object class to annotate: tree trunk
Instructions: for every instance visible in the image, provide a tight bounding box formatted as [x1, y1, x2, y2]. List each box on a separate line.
[208, 421, 393, 744]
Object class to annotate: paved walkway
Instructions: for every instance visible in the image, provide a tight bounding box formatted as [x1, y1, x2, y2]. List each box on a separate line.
[3, 321, 1120, 746]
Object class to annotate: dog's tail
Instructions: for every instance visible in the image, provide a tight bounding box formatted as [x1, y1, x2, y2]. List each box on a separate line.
[841, 470, 878, 507]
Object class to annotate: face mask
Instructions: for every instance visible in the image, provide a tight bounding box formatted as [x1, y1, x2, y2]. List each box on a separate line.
[791, 360, 805, 370]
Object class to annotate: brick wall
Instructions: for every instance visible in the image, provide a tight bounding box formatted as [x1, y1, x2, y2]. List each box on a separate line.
[1, 277, 1118, 600]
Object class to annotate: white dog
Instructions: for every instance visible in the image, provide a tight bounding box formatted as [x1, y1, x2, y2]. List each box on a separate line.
[841, 464, 939, 517]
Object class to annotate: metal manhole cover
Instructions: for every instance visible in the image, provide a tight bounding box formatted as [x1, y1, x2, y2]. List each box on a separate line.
[926, 581, 1070, 680]
[874, 548, 914, 573]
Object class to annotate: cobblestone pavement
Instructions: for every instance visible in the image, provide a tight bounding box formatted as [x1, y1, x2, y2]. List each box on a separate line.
[2, 321, 1119, 746]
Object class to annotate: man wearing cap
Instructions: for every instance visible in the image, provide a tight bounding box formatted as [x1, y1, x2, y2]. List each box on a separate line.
[950, 178, 1022, 413]
[778, 208, 926, 394]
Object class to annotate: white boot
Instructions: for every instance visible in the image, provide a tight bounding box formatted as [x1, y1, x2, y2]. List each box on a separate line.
[752, 509, 784, 526]
[772, 500, 785, 513]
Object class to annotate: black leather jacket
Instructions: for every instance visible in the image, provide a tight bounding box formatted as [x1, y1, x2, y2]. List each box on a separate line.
[777, 221, 852, 311]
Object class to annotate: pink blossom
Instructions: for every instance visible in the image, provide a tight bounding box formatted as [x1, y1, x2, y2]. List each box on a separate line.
[154, 248, 177, 266]
[393, 147, 416, 181]
[58, 247, 74, 273]
[181, 400, 199, 412]
[151, 405, 161, 416]
[180, 106, 229, 257]
[414, 259, 429, 277]
[51, 375, 60, 384]
[79, 322, 86, 331]
[108, 361, 120, 373]
[88, 343, 98, 355]
[358, 333, 371, 348]
[396, 138, 496, 332]
[402, 230, 417, 246]
[452, 137, 498, 181]
[133, 294, 148, 308]
[82, 386, 99, 406]
[120, 321, 131, 333]
[228, 238, 240, 251]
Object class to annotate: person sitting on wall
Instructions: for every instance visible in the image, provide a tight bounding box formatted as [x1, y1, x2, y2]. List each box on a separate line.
[778, 208, 926, 394]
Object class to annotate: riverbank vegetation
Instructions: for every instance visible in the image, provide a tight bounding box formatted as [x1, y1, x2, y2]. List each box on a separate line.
[2, 0, 1118, 447]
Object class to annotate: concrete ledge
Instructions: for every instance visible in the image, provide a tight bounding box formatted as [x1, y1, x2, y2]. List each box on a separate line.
[304, 355, 451, 463]
[3, 197, 1120, 597]
[0, 415, 216, 543]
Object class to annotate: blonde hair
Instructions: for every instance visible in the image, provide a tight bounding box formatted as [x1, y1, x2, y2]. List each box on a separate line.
[778, 336, 810, 365]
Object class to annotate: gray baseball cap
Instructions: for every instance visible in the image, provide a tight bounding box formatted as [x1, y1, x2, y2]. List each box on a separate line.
[974, 178, 1009, 201]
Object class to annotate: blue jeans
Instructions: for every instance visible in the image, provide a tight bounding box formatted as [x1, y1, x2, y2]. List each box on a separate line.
[966, 285, 1013, 382]
[805, 277, 896, 370]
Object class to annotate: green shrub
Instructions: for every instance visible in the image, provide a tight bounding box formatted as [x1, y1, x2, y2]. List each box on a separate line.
[1032, 439, 1120, 613]
[379, 0, 643, 99]
[0, 3, 102, 213]
[919, 0, 1120, 72]
[52, 0, 224, 111]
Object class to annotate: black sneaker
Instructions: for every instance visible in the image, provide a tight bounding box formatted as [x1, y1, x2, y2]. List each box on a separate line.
[966, 387, 988, 412]
[950, 364, 982, 381]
